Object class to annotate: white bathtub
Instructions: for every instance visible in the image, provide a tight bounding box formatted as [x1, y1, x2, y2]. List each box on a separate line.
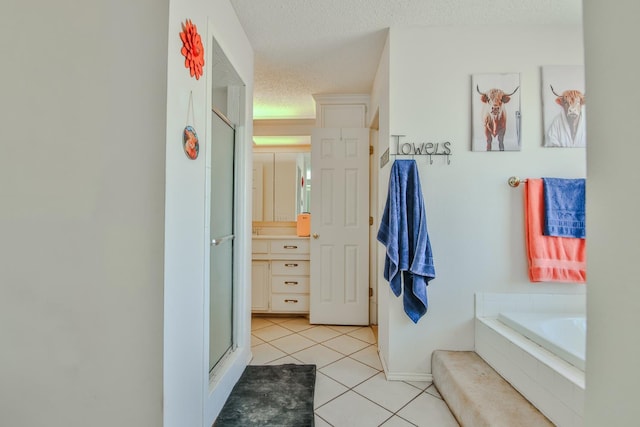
[498, 312, 586, 371]
[475, 293, 586, 427]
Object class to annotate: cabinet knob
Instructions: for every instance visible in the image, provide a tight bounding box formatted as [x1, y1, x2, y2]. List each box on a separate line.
[312, 233, 319, 239]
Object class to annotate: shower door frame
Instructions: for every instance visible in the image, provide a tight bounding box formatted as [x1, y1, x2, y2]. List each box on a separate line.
[208, 107, 236, 374]
[202, 28, 253, 427]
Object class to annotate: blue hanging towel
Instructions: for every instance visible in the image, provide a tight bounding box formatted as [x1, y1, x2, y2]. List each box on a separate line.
[542, 178, 586, 239]
[377, 160, 436, 323]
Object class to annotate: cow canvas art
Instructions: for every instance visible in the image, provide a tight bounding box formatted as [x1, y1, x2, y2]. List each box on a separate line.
[542, 65, 586, 148]
[472, 73, 521, 151]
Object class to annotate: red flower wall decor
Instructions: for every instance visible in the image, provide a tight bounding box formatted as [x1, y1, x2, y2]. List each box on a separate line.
[180, 19, 204, 80]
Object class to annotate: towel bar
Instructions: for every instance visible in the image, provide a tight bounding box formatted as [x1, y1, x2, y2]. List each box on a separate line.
[508, 176, 528, 187]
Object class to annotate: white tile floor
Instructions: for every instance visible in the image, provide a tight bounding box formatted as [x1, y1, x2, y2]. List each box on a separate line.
[251, 316, 460, 427]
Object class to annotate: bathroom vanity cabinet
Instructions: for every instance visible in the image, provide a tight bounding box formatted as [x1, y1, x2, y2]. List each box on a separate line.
[251, 236, 310, 314]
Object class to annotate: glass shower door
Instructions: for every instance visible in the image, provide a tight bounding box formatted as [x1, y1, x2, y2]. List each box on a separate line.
[209, 110, 235, 372]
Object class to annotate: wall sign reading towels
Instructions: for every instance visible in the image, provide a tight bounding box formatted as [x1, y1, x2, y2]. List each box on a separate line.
[393, 135, 452, 156]
[384, 135, 453, 167]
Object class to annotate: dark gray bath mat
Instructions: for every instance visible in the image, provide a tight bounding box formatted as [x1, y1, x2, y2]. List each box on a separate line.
[214, 364, 316, 427]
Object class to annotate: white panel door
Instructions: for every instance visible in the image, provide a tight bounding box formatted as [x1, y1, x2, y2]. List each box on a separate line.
[310, 128, 369, 325]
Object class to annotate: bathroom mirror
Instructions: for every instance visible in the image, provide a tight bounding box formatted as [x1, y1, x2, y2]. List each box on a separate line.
[252, 149, 310, 222]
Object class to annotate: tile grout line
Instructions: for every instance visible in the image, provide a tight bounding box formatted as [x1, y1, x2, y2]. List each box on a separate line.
[252, 317, 444, 426]
[251, 327, 375, 367]
[264, 323, 386, 418]
[253, 326, 377, 357]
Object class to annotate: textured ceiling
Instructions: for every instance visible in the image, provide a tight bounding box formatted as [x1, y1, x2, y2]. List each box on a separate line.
[230, 0, 582, 120]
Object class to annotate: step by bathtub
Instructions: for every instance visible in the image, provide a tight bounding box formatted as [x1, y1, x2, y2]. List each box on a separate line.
[432, 350, 554, 427]
[474, 292, 586, 427]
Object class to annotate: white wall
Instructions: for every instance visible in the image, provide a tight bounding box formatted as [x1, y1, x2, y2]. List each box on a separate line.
[373, 25, 586, 377]
[164, 0, 254, 426]
[583, 1, 640, 425]
[0, 1, 168, 426]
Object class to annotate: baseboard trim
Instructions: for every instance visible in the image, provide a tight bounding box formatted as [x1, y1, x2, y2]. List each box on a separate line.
[385, 372, 434, 382]
[379, 350, 433, 382]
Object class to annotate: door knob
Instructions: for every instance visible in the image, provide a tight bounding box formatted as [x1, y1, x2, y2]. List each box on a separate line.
[312, 233, 319, 239]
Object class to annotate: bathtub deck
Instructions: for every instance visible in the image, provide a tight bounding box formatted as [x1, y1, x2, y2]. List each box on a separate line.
[432, 350, 554, 427]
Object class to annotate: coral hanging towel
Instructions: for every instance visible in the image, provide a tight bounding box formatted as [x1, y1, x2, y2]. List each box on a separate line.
[377, 160, 436, 323]
[525, 179, 586, 283]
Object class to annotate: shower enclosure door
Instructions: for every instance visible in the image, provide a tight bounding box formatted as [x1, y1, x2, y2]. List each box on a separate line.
[209, 109, 235, 372]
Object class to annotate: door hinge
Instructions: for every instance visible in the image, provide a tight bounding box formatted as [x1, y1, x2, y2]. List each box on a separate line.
[369, 287, 373, 297]
[369, 145, 374, 155]
[369, 216, 373, 226]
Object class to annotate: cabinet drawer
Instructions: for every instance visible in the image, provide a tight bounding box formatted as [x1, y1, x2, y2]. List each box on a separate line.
[271, 294, 310, 312]
[271, 260, 310, 276]
[252, 240, 269, 254]
[272, 276, 310, 294]
[270, 239, 309, 255]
